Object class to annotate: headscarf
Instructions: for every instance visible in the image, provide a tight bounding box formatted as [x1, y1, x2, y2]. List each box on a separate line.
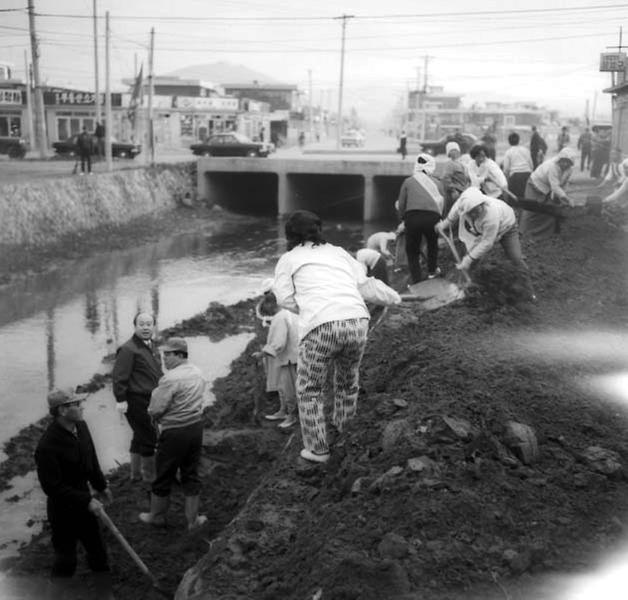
[411, 153, 443, 212]
[413, 153, 436, 176]
[556, 147, 577, 164]
[458, 187, 488, 214]
[445, 141, 461, 156]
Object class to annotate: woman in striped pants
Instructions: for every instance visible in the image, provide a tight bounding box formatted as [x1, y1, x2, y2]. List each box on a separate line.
[272, 210, 371, 463]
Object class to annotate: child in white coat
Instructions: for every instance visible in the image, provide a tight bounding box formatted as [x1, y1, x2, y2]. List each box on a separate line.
[256, 285, 299, 429]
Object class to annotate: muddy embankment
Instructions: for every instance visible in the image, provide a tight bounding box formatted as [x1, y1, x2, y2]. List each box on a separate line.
[4, 173, 628, 599]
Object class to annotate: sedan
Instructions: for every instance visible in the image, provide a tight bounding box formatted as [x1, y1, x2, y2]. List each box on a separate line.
[190, 133, 273, 157]
[418, 133, 477, 156]
[52, 136, 142, 159]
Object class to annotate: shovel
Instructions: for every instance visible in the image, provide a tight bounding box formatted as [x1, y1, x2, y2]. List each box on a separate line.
[97, 508, 172, 598]
[438, 228, 472, 287]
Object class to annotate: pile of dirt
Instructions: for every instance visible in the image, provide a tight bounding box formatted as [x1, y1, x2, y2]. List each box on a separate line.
[5, 204, 628, 600]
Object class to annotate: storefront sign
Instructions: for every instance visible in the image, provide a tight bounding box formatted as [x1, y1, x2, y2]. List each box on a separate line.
[43, 91, 122, 107]
[173, 96, 239, 111]
[0, 89, 23, 105]
[600, 53, 627, 72]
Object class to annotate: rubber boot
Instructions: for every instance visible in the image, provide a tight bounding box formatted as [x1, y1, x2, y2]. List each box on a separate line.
[140, 455, 156, 483]
[139, 493, 169, 527]
[184, 495, 207, 531]
[129, 453, 142, 482]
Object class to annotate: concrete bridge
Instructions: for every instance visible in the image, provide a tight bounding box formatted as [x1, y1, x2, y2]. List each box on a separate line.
[196, 157, 413, 221]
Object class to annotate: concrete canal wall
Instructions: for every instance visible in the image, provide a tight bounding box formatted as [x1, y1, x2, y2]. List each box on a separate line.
[0, 164, 194, 246]
[197, 157, 410, 221]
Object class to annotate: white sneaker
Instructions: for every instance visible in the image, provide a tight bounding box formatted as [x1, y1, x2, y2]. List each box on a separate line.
[427, 268, 442, 279]
[265, 411, 287, 421]
[300, 448, 330, 463]
[278, 416, 297, 429]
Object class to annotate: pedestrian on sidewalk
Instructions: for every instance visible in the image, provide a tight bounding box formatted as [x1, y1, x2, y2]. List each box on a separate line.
[398, 130, 407, 160]
[253, 283, 299, 430]
[502, 132, 533, 200]
[35, 388, 112, 579]
[396, 153, 444, 283]
[77, 127, 93, 175]
[557, 126, 570, 151]
[273, 210, 400, 464]
[139, 337, 209, 531]
[112, 312, 162, 484]
[435, 188, 536, 302]
[94, 121, 105, 159]
[529, 126, 547, 169]
[577, 127, 593, 172]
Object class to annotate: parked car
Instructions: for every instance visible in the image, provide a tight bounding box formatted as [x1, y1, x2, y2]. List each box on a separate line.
[417, 132, 478, 156]
[52, 136, 142, 159]
[0, 136, 27, 159]
[341, 129, 365, 148]
[190, 133, 273, 157]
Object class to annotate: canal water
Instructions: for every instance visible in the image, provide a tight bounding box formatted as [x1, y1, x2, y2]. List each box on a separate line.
[0, 212, 390, 562]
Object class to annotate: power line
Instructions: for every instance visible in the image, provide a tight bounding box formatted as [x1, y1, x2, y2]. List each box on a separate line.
[32, 3, 628, 21]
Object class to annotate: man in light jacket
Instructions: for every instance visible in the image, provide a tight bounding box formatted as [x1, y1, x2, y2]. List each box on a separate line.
[139, 337, 209, 531]
[436, 188, 536, 302]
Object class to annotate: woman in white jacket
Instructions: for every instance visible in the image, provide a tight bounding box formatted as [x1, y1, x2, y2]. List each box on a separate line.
[435, 188, 536, 302]
[273, 210, 400, 463]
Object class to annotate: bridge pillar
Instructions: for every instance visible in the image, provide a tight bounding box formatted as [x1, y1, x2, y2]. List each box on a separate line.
[277, 173, 294, 216]
[363, 174, 377, 222]
[197, 168, 218, 207]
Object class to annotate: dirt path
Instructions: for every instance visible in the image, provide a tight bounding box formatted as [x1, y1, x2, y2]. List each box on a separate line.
[3, 185, 628, 599]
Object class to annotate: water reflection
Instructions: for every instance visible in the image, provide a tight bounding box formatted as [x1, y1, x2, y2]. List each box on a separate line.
[0, 214, 396, 562]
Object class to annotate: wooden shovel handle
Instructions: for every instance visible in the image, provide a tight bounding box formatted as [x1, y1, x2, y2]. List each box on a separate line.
[97, 508, 154, 581]
[438, 229, 472, 285]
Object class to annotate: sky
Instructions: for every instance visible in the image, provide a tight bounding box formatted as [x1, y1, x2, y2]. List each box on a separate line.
[0, 0, 623, 125]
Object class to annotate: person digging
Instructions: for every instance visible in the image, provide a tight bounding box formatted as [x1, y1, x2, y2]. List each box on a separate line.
[139, 337, 208, 531]
[435, 187, 537, 303]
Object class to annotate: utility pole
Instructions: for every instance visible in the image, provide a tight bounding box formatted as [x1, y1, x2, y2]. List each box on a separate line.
[334, 14, 354, 149]
[93, 0, 100, 126]
[23, 50, 34, 148]
[105, 11, 112, 171]
[420, 55, 433, 141]
[147, 27, 155, 165]
[308, 69, 313, 143]
[27, 0, 47, 158]
[415, 66, 421, 139]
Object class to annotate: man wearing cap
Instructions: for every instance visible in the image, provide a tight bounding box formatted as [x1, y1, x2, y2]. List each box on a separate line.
[436, 188, 536, 302]
[139, 337, 209, 531]
[112, 312, 162, 483]
[35, 388, 112, 578]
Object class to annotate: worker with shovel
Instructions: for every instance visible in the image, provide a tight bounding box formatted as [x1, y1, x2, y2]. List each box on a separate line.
[436, 188, 536, 302]
[35, 388, 112, 581]
[519, 147, 576, 241]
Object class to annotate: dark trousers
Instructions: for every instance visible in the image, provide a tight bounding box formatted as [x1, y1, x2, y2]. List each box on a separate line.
[79, 151, 91, 173]
[152, 421, 203, 497]
[125, 394, 157, 456]
[580, 147, 592, 171]
[48, 502, 108, 577]
[404, 210, 440, 283]
[367, 255, 389, 285]
[507, 172, 531, 200]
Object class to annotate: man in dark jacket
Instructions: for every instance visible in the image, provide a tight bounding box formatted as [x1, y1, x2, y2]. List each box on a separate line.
[112, 312, 163, 483]
[529, 125, 548, 169]
[76, 127, 93, 175]
[94, 121, 105, 158]
[35, 388, 112, 578]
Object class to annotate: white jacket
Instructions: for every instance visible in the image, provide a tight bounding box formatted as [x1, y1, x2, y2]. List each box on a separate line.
[444, 193, 516, 261]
